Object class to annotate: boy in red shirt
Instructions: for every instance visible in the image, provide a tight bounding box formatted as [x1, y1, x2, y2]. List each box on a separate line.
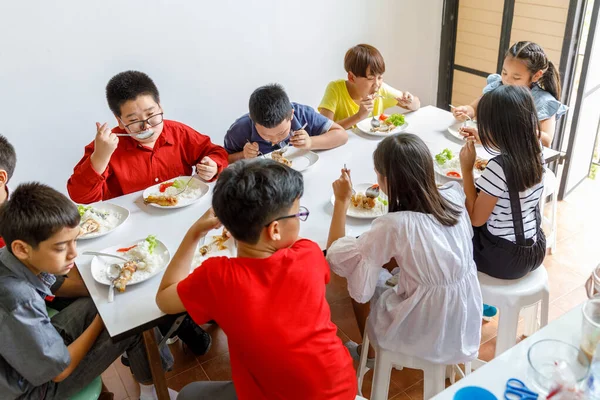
[67, 71, 228, 204]
[156, 159, 357, 400]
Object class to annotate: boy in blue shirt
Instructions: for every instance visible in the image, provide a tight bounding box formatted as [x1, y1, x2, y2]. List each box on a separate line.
[0, 183, 174, 400]
[224, 84, 347, 162]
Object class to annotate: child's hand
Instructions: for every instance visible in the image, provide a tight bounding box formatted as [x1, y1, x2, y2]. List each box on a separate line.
[332, 169, 353, 205]
[93, 122, 119, 161]
[460, 139, 477, 170]
[289, 130, 312, 149]
[191, 208, 222, 238]
[243, 142, 260, 159]
[396, 92, 415, 109]
[452, 106, 473, 121]
[459, 126, 481, 144]
[357, 96, 374, 119]
[196, 157, 218, 181]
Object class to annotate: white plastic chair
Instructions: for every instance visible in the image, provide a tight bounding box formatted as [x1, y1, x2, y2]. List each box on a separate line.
[540, 168, 558, 254]
[356, 324, 471, 400]
[478, 266, 549, 357]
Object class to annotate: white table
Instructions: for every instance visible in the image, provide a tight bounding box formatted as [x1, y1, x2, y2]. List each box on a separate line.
[433, 304, 584, 399]
[75, 105, 561, 340]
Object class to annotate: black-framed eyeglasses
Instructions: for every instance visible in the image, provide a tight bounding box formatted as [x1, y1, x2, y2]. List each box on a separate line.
[265, 206, 310, 227]
[122, 113, 164, 133]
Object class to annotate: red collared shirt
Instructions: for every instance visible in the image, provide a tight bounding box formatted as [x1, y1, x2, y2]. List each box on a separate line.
[67, 120, 228, 204]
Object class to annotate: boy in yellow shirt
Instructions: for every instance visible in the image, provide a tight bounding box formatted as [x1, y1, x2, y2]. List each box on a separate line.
[319, 44, 420, 129]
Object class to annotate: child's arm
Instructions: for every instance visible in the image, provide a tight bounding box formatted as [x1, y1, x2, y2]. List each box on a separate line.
[67, 124, 118, 204]
[156, 208, 221, 314]
[460, 140, 498, 226]
[319, 96, 374, 130]
[53, 315, 104, 382]
[187, 132, 229, 182]
[327, 169, 352, 248]
[290, 122, 348, 151]
[452, 97, 480, 121]
[539, 117, 556, 147]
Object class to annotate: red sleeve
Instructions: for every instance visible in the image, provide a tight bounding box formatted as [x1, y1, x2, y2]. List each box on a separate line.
[0, 237, 5, 249]
[67, 142, 112, 204]
[180, 125, 229, 182]
[177, 259, 220, 324]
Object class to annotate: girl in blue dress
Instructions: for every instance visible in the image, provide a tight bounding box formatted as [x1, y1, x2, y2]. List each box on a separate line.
[453, 41, 567, 147]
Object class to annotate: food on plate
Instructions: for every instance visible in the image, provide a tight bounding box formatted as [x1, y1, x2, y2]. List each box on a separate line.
[114, 260, 139, 292]
[371, 113, 405, 133]
[271, 150, 292, 167]
[108, 235, 159, 292]
[474, 158, 489, 172]
[199, 230, 230, 256]
[434, 148, 488, 179]
[77, 205, 123, 237]
[351, 193, 377, 210]
[144, 195, 179, 207]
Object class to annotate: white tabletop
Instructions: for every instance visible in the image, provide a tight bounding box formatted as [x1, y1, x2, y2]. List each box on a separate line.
[433, 304, 583, 399]
[75, 106, 562, 339]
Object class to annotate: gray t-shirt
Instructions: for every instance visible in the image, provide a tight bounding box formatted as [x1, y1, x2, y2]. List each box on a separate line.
[0, 248, 70, 399]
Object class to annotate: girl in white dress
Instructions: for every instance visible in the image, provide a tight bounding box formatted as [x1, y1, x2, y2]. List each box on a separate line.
[326, 134, 482, 364]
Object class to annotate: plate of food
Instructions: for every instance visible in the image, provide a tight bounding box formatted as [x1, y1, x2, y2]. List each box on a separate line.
[265, 147, 319, 172]
[191, 228, 236, 271]
[356, 113, 409, 137]
[77, 203, 129, 240]
[330, 183, 388, 219]
[433, 148, 488, 181]
[143, 176, 209, 209]
[90, 235, 170, 292]
[447, 120, 481, 146]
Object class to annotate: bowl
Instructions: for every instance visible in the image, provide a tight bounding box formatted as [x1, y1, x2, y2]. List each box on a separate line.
[527, 339, 590, 394]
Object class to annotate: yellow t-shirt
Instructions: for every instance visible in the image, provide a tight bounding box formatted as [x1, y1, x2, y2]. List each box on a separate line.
[318, 79, 403, 122]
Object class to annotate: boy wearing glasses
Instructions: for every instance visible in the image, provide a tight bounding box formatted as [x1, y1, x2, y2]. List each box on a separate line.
[224, 83, 348, 162]
[67, 70, 228, 204]
[156, 159, 357, 400]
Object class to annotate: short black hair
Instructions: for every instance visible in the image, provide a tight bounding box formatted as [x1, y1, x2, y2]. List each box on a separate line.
[248, 84, 293, 128]
[0, 182, 80, 252]
[106, 70, 160, 117]
[0, 134, 16, 182]
[212, 159, 303, 244]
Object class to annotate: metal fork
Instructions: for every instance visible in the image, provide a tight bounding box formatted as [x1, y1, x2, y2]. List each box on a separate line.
[343, 164, 356, 195]
[172, 177, 194, 196]
[278, 122, 308, 154]
[246, 140, 265, 158]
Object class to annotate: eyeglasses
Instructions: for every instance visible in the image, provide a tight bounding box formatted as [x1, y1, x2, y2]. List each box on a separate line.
[123, 113, 164, 133]
[264, 206, 310, 227]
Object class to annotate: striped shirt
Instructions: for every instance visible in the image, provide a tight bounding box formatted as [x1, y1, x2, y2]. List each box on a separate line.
[476, 157, 544, 243]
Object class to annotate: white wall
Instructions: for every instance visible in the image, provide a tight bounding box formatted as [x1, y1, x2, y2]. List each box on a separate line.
[1, 0, 443, 192]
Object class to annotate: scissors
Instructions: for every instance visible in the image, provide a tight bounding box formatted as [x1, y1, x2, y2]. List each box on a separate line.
[504, 378, 538, 399]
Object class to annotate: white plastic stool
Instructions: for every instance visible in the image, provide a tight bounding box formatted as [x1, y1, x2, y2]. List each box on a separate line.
[357, 325, 470, 400]
[540, 168, 558, 254]
[478, 266, 549, 357]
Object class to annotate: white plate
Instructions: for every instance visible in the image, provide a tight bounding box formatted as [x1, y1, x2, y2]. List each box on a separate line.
[356, 117, 409, 137]
[434, 160, 484, 181]
[191, 228, 237, 272]
[264, 148, 319, 172]
[142, 176, 209, 209]
[330, 183, 388, 219]
[77, 203, 130, 240]
[447, 120, 481, 146]
[90, 238, 171, 287]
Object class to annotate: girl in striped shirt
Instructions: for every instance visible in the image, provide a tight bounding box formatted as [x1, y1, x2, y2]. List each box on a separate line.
[460, 85, 546, 280]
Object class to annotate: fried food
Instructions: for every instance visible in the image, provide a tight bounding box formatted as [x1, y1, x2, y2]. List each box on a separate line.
[351, 193, 377, 210]
[80, 219, 100, 235]
[474, 158, 489, 172]
[114, 260, 139, 292]
[144, 195, 178, 207]
[271, 150, 292, 167]
[199, 230, 230, 256]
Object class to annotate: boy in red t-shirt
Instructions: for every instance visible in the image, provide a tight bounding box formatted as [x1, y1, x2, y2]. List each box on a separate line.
[156, 159, 357, 400]
[67, 70, 229, 204]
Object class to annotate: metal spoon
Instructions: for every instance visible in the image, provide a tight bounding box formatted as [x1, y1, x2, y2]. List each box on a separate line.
[106, 263, 122, 303]
[279, 122, 308, 154]
[82, 251, 129, 262]
[370, 116, 381, 130]
[343, 164, 356, 195]
[115, 129, 154, 139]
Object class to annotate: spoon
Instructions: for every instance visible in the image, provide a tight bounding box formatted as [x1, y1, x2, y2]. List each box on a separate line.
[343, 164, 356, 195]
[370, 115, 381, 130]
[82, 251, 129, 262]
[106, 263, 122, 303]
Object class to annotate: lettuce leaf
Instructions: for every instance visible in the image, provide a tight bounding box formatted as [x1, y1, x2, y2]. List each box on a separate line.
[145, 235, 157, 254]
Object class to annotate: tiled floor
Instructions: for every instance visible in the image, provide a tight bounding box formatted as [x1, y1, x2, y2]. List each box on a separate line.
[102, 178, 600, 400]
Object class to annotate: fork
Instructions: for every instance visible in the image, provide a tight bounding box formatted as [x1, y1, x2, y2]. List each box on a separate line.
[246, 140, 265, 158]
[343, 164, 356, 195]
[172, 177, 194, 196]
